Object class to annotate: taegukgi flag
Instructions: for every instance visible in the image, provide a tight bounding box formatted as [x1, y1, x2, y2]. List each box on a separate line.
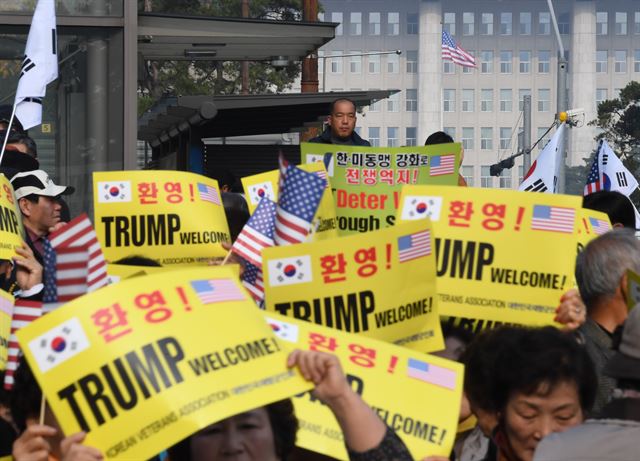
[14, 0, 58, 130]
[267, 255, 313, 287]
[400, 196, 443, 221]
[27, 317, 90, 373]
[97, 181, 132, 203]
[519, 123, 566, 193]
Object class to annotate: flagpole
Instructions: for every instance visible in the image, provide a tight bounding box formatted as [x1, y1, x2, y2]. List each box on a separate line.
[0, 104, 18, 167]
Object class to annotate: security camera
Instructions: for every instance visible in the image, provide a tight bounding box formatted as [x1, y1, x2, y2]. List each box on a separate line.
[565, 108, 585, 118]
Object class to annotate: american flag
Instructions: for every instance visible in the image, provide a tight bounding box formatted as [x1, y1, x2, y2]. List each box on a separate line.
[531, 205, 575, 233]
[584, 155, 602, 195]
[430, 155, 456, 176]
[190, 279, 246, 304]
[407, 357, 456, 390]
[5, 299, 42, 389]
[274, 164, 326, 246]
[398, 230, 432, 263]
[242, 263, 265, 305]
[44, 245, 90, 313]
[278, 153, 289, 201]
[589, 217, 611, 235]
[441, 30, 476, 68]
[232, 198, 277, 267]
[197, 182, 221, 205]
[49, 213, 108, 291]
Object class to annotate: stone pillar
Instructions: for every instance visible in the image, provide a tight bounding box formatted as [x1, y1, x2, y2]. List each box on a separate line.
[418, 0, 442, 145]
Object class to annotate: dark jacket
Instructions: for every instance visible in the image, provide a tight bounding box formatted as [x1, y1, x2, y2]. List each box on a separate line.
[308, 127, 371, 146]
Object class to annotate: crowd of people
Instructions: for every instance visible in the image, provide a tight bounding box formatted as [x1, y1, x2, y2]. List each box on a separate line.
[1, 99, 640, 460]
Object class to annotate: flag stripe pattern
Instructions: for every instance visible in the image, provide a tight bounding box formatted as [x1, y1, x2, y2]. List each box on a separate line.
[589, 217, 610, 235]
[190, 279, 246, 304]
[398, 230, 432, 263]
[441, 30, 476, 68]
[274, 164, 326, 246]
[241, 263, 265, 304]
[232, 198, 276, 267]
[531, 205, 575, 233]
[49, 213, 107, 291]
[430, 155, 456, 176]
[407, 358, 456, 390]
[584, 155, 602, 196]
[53, 246, 89, 304]
[197, 183, 221, 205]
[5, 299, 42, 389]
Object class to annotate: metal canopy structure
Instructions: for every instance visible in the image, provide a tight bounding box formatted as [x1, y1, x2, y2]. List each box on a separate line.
[138, 13, 337, 61]
[138, 90, 399, 147]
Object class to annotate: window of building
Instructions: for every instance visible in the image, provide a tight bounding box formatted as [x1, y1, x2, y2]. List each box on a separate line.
[406, 50, 418, 73]
[462, 166, 474, 186]
[388, 12, 400, 35]
[596, 50, 608, 73]
[462, 89, 475, 112]
[520, 12, 531, 35]
[444, 12, 456, 35]
[481, 166, 493, 188]
[499, 170, 512, 189]
[368, 53, 380, 73]
[519, 50, 531, 73]
[481, 89, 493, 112]
[332, 12, 343, 35]
[539, 12, 550, 35]
[537, 127, 549, 151]
[500, 127, 512, 149]
[369, 95, 381, 112]
[369, 127, 380, 147]
[443, 89, 456, 112]
[615, 50, 627, 72]
[500, 89, 512, 112]
[616, 12, 627, 35]
[635, 12, 640, 34]
[538, 50, 550, 73]
[443, 60, 455, 73]
[518, 165, 525, 184]
[387, 53, 399, 73]
[407, 13, 419, 34]
[500, 51, 513, 73]
[463, 51, 475, 73]
[596, 88, 608, 106]
[481, 127, 493, 150]
[444, 127, 456, 140]
[318, 50, 324, 74]
[558, 12, 570, 34]
[406, 89, 418, 112]
[635, 50, 640, 72]
[518, 89, 531, 111]
[387, 127, 399, 147]
[317, 12, 324, 21]
[331, 50, 343, 73]
[349, 53, 362, 73]
[349, 12, 361, 35]
[387, 92, 399, 112]
[462, 127, 474, 150]
[406, 127, 417, 146]
[538, 88, 551, 112]
[369, 12, 380, 35]
[481, 50, 493, 73]
[463, 12, 475, 35]
[500, 12, 512, 35]
[481, 13, 493, 35]
[596, 12, 608, 35]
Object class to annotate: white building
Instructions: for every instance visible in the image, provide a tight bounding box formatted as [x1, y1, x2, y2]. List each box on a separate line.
[319, 0, 640, 189]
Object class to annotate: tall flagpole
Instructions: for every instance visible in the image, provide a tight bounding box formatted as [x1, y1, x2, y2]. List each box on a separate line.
[0, 106, 17, 166]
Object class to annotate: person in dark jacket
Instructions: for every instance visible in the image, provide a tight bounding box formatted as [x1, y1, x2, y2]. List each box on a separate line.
[309, 99, 371, 146]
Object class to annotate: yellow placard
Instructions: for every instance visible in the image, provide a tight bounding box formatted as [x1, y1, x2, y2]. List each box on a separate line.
[16, 267, 312, 460]
[263, 220, 443, 352]
[397, 186, 582, 326]
[264, 313, 463, 460]
[0, 290, 12, 371]
[241, 163, 338, 241]
[627, 270, 640, 310]
[0, 173, 24, 260]
[93, 171, 230, 266]
[577, 208, 612, 251]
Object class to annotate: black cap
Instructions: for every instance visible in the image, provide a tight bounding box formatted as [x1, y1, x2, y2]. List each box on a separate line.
[0, 149, 40, 180]
[0, 105, 24, 134]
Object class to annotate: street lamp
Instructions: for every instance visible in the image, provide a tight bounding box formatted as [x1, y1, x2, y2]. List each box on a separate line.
[318, 50, 402, 92]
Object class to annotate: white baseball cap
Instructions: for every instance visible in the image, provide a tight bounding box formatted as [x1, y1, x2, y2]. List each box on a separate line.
[10, 169, 74, 200]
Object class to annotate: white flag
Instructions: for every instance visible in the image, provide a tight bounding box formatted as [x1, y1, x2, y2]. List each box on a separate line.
[28, 317, 90, 373]
[519, 123, 567, 193]
[600, 140, 639, 196]
[267, 255, 313, 287]
[14, 0, 58, 130]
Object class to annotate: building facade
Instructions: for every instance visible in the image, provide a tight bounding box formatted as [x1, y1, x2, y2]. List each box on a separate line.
[318, 0, 640, 189]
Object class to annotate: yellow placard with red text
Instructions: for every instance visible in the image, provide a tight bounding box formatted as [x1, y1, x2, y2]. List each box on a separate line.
[241, 163, 338, 241]
[397, 186, 582, 327]
[0, 173, 24, 260]
[264, 313, 463, 460]
[0, 290, 12, 371]
[263, 220, 443, 352]
[93, 171, 230, 266]
[16, 268, 311, 460]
